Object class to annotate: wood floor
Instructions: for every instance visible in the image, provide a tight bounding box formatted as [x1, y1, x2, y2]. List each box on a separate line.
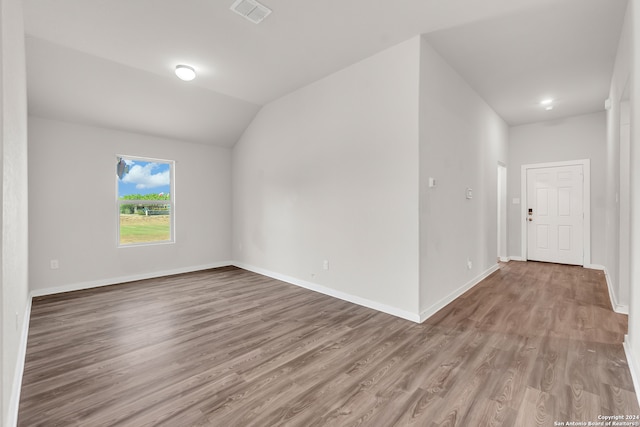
[18, 261, 638, 426]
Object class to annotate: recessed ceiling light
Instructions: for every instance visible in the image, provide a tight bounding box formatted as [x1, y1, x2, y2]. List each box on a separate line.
[175, 65, 196, 81]
[540, 99, 554, 105]
[545, 105, 554, 111]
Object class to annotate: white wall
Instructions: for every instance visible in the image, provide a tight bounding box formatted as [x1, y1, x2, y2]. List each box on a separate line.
[619, 100, 631, 308]
[626, 0, 640, 394]
[419, 38, 508, 318]
[232, 37, 421, 319]
[1, 0, 30, 423]
[606, 0, 632, 315]
[28, 117, 232, 293]
[507, 112, 607, 266]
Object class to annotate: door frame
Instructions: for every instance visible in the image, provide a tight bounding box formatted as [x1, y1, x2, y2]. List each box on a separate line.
[497, 163, 508, 262]
[521, 159, 591, 266]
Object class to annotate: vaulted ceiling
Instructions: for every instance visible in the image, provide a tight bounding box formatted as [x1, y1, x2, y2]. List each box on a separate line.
[23, 0, 628, 146]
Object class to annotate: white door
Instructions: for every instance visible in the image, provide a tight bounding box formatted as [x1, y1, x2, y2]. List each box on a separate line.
[526, 165, 584, 265]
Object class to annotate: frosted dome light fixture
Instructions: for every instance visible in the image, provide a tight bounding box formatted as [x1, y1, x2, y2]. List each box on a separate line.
[175, 65, 196, 81]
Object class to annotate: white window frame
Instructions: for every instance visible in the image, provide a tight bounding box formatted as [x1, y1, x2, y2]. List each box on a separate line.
[116, 155, 175, 247]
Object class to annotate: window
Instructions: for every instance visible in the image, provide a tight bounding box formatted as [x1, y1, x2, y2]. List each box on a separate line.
[116, 156, 174, 246]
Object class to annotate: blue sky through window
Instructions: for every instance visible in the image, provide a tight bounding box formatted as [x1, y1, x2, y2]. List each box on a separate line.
[118, 159, 171, 197]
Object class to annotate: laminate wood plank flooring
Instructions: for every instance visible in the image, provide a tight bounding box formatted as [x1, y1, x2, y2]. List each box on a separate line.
[18, 261, 639, 426]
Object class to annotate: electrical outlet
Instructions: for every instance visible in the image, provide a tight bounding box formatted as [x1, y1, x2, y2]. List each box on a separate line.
[467, 259, 473, 270]
[323, 260, 329, 270]
[50, 259, 59, 269]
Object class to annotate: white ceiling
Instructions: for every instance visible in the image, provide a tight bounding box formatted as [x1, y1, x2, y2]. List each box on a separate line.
[424, 0, 628, 126]
[23, 0, 628, 146]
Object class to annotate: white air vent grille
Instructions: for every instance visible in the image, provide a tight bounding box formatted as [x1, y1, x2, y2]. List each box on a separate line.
[230, 0, 272, 24]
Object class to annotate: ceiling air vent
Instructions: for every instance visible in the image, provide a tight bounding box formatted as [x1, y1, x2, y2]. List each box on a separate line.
[230, 0, 272, 24]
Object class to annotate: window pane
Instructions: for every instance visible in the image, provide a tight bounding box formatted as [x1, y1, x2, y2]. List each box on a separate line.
[117, 159, 171, 200]
[117, 156, 173, 246]
[119, 204, 171, 245]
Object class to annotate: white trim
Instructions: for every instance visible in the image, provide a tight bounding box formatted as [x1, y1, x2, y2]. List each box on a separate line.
[586, 264, 606, 270]
[6, 296, 32, 427]
[419, 264, 500, 322]
[521, 159, 591, 266]
[508, 256, 526, 262]
[30, 262, 232, 297]
[624, 335, 640, 409]
[498, 256, 510, 262]
[497, 164, 508, 262]
[233, 262, 422, 323]
[587, 264, 629, 314]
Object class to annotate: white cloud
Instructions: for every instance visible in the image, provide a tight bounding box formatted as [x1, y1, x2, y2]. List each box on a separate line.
[121, 163, 170, 189]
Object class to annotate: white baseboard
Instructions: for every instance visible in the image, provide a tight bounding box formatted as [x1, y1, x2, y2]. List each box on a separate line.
[30, 261, 233, 297]
[233, 262, 421, 323]
[586, 264, 629, 315]
[419, 264, 500, 323]
[498, 256, 510, 262]
[624, 335, 640, 409]
[6, 296, 32, 427]
[508, 256, 526, 262]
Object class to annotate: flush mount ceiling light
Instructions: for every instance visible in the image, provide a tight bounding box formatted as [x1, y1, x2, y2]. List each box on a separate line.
[539, 98, 555, 111]
[175, 65, 196, 81]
